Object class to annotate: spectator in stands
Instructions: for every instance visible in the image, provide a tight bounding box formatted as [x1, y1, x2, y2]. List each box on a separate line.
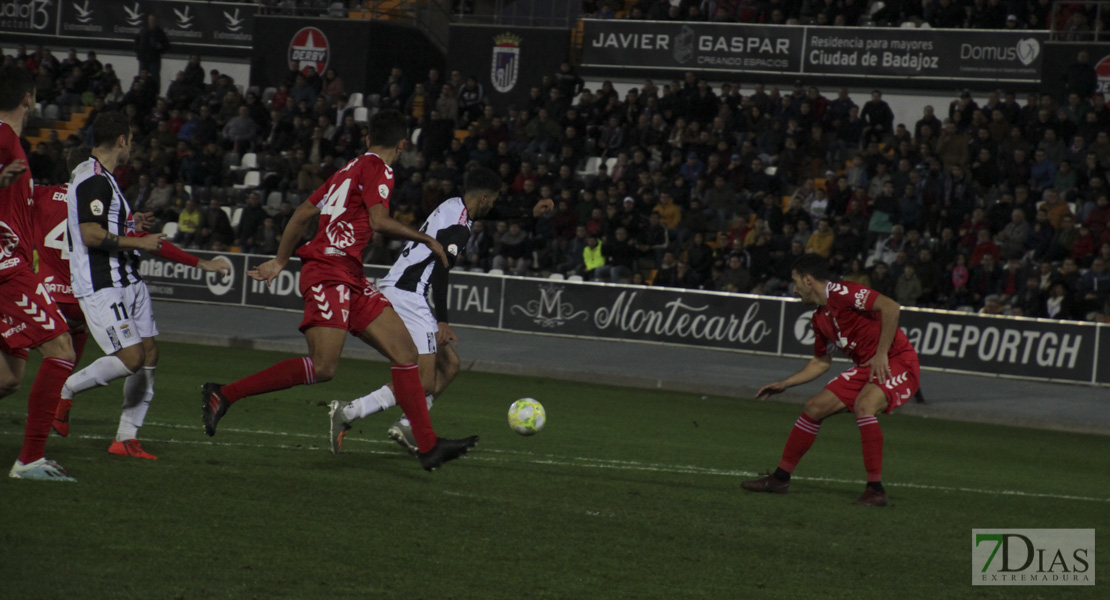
[237, 191, 268, 252]
[201, 198, 235, 250]
[176, 199, 204, 248]
[135, 15, 169, 87]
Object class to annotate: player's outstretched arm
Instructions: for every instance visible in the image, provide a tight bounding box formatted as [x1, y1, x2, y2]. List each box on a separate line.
[864, 294, 901, 385]
[249, 199, 319, 284]
[81, 223, 164, 252]
[756, 354, 833, 400]
[0, 159, 27, 188]
[367, 203, 448, 266]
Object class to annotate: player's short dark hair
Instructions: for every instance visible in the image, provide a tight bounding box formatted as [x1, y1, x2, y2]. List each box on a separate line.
[368, 109, 406, 148]
[0, 66, 35, 112]
[66, 146, 91, 171]
[792, 253, 831, 281]
[464, 167, 501, 196]
[91, 111, 131, 148]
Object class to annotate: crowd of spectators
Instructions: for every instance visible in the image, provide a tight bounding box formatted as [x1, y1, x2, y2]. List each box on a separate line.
[582, 0, 1110, 34]
[6, 39, 1109, 323]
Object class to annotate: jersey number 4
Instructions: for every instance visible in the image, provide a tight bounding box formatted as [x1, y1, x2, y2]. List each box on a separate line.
[45, 221, 70, 259]
[319, 179, 351, 217]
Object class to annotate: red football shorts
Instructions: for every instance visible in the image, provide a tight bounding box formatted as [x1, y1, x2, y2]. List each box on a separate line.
[56, 301, 86, 329]
[298, 275, 391, 335]
[824, 350, 921, 413]
[0, 269, 69, 353]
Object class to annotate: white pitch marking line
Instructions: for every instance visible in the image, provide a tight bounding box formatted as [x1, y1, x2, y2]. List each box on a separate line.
[13, 424, 1109, 504]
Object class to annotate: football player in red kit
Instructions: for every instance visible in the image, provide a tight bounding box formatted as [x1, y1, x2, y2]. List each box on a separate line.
[200, 109, 479, 471]
[742, 253, 920, 506]
[0, 65, 77, 481]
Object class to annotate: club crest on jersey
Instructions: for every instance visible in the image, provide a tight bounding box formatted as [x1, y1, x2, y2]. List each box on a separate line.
[378, 184, 389, 199]
[325, 220, 356, 249]
[0, 221, 19, 260]
[90, 200, 104, 216]
[120, 323, 133, 339]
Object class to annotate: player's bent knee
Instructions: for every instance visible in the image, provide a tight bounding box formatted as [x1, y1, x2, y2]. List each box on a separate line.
[313, 361, 339, 382]
[0, 378, 19, 398]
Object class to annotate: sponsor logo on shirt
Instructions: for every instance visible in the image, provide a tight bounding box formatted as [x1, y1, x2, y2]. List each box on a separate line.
[854, 288, 869, 310]
[447, 243, 458, 257]
[378, 184, 389, 199]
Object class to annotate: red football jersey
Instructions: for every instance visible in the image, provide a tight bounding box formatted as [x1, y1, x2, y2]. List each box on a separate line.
[296, 152, 393, 287]
[812, 280, 914, 366]
[0, 120, 35, 282]
[32, 183, 73, 303]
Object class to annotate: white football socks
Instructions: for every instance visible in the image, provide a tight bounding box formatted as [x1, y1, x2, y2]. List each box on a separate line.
[62, 356, 134, 400]
[117, 366, 155, 442]
[342, 386, 434, 423]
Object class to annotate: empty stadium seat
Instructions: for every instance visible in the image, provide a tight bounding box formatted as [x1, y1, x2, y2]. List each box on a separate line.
[162, 221, 179, 239]
[230, 207, 243, 229]
[576, 156, 601, 177]
[348, 92, 364, 107]
[354, 107, 369, 124]
[233, 171, 261, 190]
[548, 273, 565, 280]
[266, 191, 284, 210]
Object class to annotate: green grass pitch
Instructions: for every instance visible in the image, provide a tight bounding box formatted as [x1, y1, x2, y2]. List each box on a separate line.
[1, 342, 1106, 599]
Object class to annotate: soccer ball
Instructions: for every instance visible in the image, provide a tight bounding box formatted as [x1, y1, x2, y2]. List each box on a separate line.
[507, 398, 545, 436]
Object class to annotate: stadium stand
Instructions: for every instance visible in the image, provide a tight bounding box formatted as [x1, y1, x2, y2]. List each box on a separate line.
[5, 1, 1109, 324]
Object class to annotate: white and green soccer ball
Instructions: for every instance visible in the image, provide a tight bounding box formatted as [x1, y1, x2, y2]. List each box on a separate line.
[507, 398, 545, 436]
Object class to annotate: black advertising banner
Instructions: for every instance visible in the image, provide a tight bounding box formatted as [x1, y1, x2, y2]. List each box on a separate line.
[581, 19, 1046, 85]
[141, 251, 245, 305]
[1096, 325, 1110, 385]
[243, 256, 305, 312]
[251, 17, 444, 101]
[582, 19, 803, 75]
[146, 251, 1108, 387]
[438, 271, 502, 328]
[502, 278, 780, 353]
[447, 25, 571, 113]
[780, 299, 816, 358]
[802, 28, 1045, 83]
[51, 0, 258, 53]
[0, 0, 56, 36]
[899, 310, 1096, 383]
[1039, 42, 1110, 99]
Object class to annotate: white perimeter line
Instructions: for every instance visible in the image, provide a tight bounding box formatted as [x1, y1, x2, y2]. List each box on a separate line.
[5, 421, 1108, 504]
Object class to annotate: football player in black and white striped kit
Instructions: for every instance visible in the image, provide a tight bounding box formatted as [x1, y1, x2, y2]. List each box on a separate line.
[327, 167, 552, 454]
[62, 112, 166, 459]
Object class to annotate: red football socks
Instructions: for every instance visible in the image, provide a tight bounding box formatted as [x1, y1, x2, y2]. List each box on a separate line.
[391, 363, 436, 453]
[857, 415, 884, 482]
[777, 413, 821, 474]
[19, 357, 74, 464]
[222, 357, 316, 404]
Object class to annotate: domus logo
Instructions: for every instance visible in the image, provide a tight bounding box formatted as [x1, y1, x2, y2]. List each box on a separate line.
[960, 38, 1040, 66]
